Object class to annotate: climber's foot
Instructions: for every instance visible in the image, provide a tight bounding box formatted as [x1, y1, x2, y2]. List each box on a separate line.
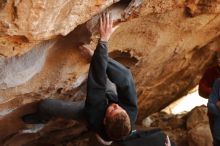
[22, 112, 49, 124]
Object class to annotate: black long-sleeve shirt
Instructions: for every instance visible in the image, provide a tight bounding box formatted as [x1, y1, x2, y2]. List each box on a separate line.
[85, 41, 138, 141]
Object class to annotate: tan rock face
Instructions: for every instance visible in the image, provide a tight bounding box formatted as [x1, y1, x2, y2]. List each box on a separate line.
[187, 106, 212, 146]
[0, 0, 118, 40]
[143, 112, 188, 146]
[0, 39, 56, 89]
[0, 0, 220, 145]
[188, 125, 212, 146]
[0, 36, 37, 57]
[113, 9, 220, 121]
[185, 0, 220, 17]
[186, 105, 209, 130]
[142, 106, 212, 146]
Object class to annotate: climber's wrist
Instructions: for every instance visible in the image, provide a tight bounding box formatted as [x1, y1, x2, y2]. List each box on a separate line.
[100, 36, 109, 42]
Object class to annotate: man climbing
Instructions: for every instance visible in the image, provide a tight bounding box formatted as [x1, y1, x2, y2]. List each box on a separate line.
[82, 11, 138, 142]
[23, 12, 138, 143]
[22, 12, 172, 146]
[199, 52, 220, 146]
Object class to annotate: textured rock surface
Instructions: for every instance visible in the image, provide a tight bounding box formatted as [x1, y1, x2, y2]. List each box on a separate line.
[0, 0, 220, 145]
[143, 111, 188, 146]
[0, 40, 56, 89]
[142, 106, 212, 146]
[0, 0, 118, 40]
[187, 106, 212, 146]
[113, 9, 220, 122]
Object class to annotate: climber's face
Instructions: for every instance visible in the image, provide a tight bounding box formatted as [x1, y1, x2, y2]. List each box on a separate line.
[105, 103, 126, 118]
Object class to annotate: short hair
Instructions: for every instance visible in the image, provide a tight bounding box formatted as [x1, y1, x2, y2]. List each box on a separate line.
[105, 111, 131, 140]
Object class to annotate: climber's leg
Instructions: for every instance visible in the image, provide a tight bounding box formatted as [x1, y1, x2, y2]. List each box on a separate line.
[22, 99, 86, 124]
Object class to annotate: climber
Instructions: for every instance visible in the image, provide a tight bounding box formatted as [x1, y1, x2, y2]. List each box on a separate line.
[207, 78, 220, 146]
[199, 51, 220, 146]
[22, 12, 138, 143]
[22, 12, 172, 146]
[81, 11, 138, 142]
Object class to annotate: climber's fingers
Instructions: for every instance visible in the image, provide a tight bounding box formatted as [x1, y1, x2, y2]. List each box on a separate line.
[102, 12, 106, 29]
[109, 12, 113, 29]
[106, 11, 110, 29]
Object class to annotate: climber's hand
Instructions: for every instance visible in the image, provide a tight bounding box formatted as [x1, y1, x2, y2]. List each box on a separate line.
[165, 135, 171, 146]
[99, 12, 117, 42]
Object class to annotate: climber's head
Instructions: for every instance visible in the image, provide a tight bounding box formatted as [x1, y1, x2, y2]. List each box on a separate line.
[104, 103, 131, 140]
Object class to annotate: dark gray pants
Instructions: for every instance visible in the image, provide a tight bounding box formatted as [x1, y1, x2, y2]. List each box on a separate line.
[38, 99, 86, 122]
[38, 78, 117, 122]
